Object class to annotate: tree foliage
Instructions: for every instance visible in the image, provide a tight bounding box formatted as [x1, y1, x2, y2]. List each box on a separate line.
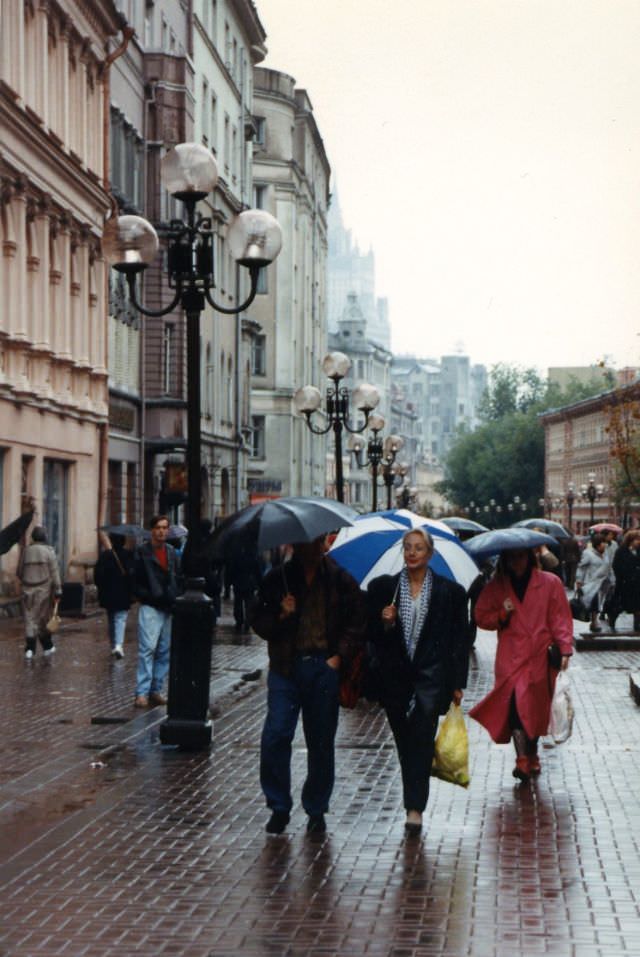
[604, 387, 640, 507]
[440, 364, 608, 519]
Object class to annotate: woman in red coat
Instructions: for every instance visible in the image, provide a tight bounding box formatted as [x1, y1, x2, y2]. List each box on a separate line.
[469, 548, 573, 781]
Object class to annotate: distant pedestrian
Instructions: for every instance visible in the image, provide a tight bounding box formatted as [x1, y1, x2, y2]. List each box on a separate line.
[575, 534, 614, 633]
[470, 548, 573, 781]
[132, 515, 180, 708]
[198, 518, 222, 624]
[560, 535, 581, 589]
[94, 534, 135, 659]
[18, 526, 62, 659]
[249, 535, 365, 835]
[227, 544, 262, 632]
[366, 528, 469, 835]
[608, 530, 640, 632]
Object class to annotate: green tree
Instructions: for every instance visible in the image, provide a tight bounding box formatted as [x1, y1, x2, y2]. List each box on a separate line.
[440, 364, 608, 522]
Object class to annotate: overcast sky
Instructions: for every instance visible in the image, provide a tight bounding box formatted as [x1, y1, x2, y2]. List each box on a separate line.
[260, 0, 640, 372]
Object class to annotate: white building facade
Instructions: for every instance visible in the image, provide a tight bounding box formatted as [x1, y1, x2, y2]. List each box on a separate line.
[249, 67, 331, 501]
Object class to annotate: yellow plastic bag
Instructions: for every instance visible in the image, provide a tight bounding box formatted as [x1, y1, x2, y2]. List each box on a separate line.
[431, 703, 470, 788]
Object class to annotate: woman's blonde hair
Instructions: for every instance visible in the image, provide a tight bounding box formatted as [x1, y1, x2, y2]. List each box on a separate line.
[402, 527, 434, 553]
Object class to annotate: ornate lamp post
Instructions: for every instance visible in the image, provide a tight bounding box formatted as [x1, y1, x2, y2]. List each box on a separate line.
[506, 495, 527, 519]
[348, 416, 403, 512]
[294, 352, 380, 503]
[566, 483, 575, 530]
[103, 142, 282, 750]
[580, 472, 604, 526]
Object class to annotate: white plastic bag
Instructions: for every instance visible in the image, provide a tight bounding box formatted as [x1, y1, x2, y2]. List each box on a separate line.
[548, 671, 574, 743]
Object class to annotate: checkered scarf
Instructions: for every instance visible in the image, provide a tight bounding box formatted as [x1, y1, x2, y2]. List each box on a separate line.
[397, 567, 433, 660]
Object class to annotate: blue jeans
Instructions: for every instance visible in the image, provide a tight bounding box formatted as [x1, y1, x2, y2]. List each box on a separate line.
[260, 655, 340, 817]
[136, 605, 172, 697]
[107, 609, 128, 650]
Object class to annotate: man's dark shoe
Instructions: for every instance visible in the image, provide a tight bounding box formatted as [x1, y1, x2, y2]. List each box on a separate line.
[266, 811, 289, 834]
[306, 814, 326, 834]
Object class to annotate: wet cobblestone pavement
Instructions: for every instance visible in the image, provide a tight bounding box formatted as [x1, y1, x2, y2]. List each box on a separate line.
[0, 606, 639, 956]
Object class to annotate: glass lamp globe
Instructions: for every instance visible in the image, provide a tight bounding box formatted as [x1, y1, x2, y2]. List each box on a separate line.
[227, 210, 282, 267]
[294, 385, 322, 414]
[160, 143, 219, 200]
[384, 434, 403, 455]
[352, 383, 380, 412]
[368, 413, 385, 433]
[102, 215, 159, 274]
[322, 352, 351, 380]
[347, 434, 365, 453]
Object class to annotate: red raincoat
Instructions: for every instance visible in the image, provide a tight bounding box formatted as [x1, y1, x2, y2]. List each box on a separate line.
[469, 568, 573, 742]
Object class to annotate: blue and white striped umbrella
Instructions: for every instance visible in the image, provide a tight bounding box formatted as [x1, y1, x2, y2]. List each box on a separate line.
[330, 512, 480, 591]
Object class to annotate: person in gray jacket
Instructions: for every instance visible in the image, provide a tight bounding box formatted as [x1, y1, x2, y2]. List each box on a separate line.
[18, 526, 62, 659]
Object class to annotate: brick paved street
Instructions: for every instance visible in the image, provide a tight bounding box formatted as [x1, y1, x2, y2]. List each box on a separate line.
[1, 606, 640, 957]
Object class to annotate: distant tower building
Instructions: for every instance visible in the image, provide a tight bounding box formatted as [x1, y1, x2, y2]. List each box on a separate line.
[327, 188, 390, 350]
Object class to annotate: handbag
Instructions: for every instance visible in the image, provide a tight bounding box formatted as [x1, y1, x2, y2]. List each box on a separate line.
[339, 647, 365, 709]
[547, 643, 563, 670]
[569, 591, 589, 622]
[46, 600, 61, 634]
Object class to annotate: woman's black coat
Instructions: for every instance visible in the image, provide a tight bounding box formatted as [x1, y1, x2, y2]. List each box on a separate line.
[612, 546, 640, 613]
[366, 571, 470, 716]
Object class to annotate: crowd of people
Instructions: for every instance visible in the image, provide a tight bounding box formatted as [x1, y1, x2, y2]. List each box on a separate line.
[14, 514, 640, 836]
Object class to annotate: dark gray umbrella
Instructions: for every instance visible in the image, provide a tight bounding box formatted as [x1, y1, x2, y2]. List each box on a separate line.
[464, 527, 558, 562]
[210, 496, 358, 555]
[99, 523, 145, 539]
[511, 518, 572, 540]
[0, 509, 34, 555]
[441, 516, 489, 534]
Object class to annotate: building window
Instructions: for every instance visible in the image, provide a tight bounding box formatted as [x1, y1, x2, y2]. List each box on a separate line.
[253, 184, 267, 209]
[254, 116, 266, 146]
[210, 93, 217, 151]
[163, 323, 174, 395]
[256, 269, 268, 295]
[201, 78, 209, 145]
[251, 335, 266, 376]
[250, 415, 265, 459]
[224, 114, 230, 174]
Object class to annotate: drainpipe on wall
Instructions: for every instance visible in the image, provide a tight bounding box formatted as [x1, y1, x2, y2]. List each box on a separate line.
[234, 48, 249, 511]
[97, 23, 135, 534]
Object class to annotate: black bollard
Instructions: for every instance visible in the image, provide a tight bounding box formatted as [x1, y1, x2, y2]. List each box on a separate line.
[159, 577, 215, 750]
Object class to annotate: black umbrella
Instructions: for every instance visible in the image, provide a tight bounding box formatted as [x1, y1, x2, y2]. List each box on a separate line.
[99, 523, 146, 539]
[0, 509, 34, 556]
[210, 496, 358, 556]
[464, 527, 558, 562]
[441, 516, 489, 535]
[511, 518, 572, 540]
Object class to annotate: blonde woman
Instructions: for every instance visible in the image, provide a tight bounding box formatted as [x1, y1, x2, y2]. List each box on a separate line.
[366, 529, 469, 834]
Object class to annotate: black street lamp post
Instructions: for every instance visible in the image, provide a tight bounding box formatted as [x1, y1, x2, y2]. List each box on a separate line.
[103, 143, 282, 750]
[566, 483, 575, 530]
[580, 472, 604, 526]
[349, 420, 403, 512]
[294, 353, 380, 503]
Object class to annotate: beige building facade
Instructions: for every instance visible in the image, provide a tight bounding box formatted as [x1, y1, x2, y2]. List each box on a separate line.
[0, 0, 121, 585]
[540, 382, 640, 532]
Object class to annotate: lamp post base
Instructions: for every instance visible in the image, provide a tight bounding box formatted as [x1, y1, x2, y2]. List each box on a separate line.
[159, 717, 213, 750]
[159, 577, 215, 751]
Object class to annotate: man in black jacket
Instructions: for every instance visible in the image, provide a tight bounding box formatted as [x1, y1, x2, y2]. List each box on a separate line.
[132, 515, 180, 708]
[249, 536, 365, 835]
